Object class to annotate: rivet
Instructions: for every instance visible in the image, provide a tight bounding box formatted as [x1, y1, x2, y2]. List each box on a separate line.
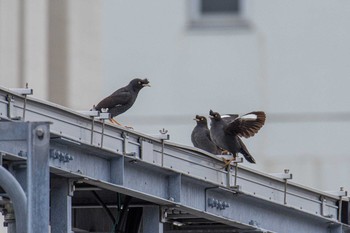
[36, 128, 44, 139]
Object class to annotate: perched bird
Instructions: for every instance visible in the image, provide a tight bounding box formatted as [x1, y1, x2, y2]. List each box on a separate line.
[191, 115, 221, 154]
[95, 78, 150, 125]
[209, 110, 266, 167]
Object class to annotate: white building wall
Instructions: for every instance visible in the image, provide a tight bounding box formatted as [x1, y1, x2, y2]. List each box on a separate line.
[67, 0, 103, 110]
[0, 0, 21, 88]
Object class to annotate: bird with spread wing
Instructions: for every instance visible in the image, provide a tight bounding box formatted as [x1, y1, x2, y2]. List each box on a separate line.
[209, 110, 266, 168]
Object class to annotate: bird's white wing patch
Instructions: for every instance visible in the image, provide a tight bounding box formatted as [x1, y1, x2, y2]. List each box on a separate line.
[240, 114, 257, 120]
[221, 115, 231, 118]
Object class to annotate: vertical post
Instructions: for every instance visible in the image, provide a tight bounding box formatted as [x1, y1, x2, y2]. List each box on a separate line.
[101, 120, 106, 148]
[90, 117, 95, 144]
[51, 177, 72, 233]
[143, 206, 163, 233]
[284, 179, 288, 205]
[168, 174, 181, 202]
[27, 122, 50, 233]
[110, 157, 124, 185]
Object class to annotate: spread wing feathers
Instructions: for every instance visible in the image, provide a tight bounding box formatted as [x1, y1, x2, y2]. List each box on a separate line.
[221, 114, 239, 124]
[224, 111, 266, 138]
[96, 88, 132, 109]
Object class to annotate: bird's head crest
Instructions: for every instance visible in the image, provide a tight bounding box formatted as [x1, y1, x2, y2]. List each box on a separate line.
[209, 110, 221, 120]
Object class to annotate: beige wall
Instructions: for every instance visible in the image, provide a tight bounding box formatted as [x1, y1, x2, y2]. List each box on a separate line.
[0, 0, 102, 107]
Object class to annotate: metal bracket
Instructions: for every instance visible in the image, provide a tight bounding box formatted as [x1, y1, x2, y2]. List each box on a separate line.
[9, 86, 33, 96]
[9, 83, 33, 120]
[77, 110, 100, 145]
[326, 187, 348, 221]
[230, 157, 243, 189]
[320, 196, 333, 218]
[68, 180, 76, 197]
[271, 169, 292, 205]
[216, 154, 243, 188]
[160, 206, 168, 223]
[152, 128, 170, 140]
[94, 112, 110, 148]
[158, 128, 169, 167]
[325, 187, 348, 197]
[122, 132, 129, 156]
[6, 95, 20, 120]
[95, 112, 110, 120]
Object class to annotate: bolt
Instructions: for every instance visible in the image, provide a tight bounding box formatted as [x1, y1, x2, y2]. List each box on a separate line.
[217, 201, 223, 209]
[58, 152, 65, 162]
[159, 128, 168, 134]
[284, 169, 289, 174]
[223, 201, 230, 208]
[36, 128, 44, 139]
[18, 150, 27, 157]
[50, 149, 59, 159]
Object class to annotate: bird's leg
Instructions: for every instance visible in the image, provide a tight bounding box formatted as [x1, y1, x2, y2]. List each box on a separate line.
[109, 118, 122, 125]
[221, 158, 232, 170]
[109, 118, 134, 129]
[224, 158, 235, 169]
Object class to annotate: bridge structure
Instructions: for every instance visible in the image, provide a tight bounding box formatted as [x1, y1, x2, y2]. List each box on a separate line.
[0, 85, 349, 233]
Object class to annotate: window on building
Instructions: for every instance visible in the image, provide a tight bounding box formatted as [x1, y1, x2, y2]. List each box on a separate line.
[189, 0, 250, 30]
[201, 0, 240, 14]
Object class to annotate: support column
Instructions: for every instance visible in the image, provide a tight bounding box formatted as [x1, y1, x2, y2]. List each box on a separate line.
[27, 122, 50, 233]
[142, 206, 163, 233]
[51, 177, 72, 233]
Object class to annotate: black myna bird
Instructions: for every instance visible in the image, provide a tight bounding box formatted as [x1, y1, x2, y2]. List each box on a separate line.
[191, 115, 221, 154]
[209, 110, 266, 167]
[95, 78, 150, 125]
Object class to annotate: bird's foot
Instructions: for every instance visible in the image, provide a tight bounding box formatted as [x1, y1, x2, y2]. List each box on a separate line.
[221, 158, 233, 170]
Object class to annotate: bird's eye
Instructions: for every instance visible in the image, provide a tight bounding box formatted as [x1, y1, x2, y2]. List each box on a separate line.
[215, 115, 218, 118]
[138, 81, 141, 84]
[201, 118, 204, 121]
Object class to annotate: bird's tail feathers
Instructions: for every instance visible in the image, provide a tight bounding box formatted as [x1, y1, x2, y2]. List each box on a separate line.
[242, 153, 256, 163]
[240, 145, 256, 164]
